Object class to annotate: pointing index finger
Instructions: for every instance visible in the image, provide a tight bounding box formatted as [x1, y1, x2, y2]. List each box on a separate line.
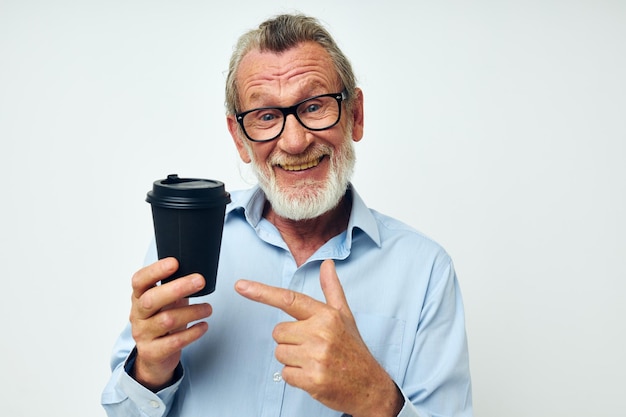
[235, 280, 323, 320]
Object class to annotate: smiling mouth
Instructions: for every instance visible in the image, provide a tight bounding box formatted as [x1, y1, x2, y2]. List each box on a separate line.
[279, 156, 325, 172]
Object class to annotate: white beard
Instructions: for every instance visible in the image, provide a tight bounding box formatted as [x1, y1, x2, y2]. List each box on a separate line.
[244, 128, 356, 221]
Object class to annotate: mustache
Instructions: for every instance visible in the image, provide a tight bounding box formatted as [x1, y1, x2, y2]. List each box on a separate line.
[267, 143, 333, 166]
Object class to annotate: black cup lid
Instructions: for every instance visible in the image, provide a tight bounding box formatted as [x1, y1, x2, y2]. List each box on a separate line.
[146, 174, 231, 209]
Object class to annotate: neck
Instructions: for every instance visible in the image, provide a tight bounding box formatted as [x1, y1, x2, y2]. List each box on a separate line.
[264, 191, 352, 267]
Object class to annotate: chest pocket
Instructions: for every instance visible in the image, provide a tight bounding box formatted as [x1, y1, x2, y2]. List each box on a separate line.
[353, 312, 405, 381]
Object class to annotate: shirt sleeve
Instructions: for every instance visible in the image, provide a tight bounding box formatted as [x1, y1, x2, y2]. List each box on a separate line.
[100, 324, 182, 417]
[400, 257, 473, 416]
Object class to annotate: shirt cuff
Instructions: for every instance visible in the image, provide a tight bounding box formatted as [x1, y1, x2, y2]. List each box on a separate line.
[395, 384, 424, 417]
[118, 347, 183, 416]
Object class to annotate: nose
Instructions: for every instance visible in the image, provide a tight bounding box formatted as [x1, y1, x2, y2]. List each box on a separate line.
[276, 114, 312, 154]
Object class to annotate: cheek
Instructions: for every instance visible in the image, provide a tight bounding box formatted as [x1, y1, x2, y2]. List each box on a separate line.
[237, 145, 252, 164]
[248, 143, 275, 166]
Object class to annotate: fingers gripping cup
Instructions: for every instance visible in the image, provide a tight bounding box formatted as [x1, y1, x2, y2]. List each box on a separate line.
[146, 174, 231, 297]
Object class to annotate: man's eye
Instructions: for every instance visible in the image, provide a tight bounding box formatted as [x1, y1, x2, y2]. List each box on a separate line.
[252, 109, 281, 123]
[303, 103, 321, 113]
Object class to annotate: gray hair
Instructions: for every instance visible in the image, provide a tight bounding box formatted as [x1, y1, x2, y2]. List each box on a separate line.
[225, 13, 358, 115]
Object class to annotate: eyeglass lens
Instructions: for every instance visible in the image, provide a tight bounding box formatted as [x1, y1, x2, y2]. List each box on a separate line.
[241, 94, 340, 142]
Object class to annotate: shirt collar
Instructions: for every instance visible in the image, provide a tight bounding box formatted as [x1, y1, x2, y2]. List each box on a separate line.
[225, 184, 382, 248]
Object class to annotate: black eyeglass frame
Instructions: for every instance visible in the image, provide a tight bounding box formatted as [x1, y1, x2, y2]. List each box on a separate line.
[235, 90, 348, 143]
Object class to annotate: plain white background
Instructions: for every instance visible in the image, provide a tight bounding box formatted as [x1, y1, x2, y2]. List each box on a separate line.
[1, 1, 624, 416]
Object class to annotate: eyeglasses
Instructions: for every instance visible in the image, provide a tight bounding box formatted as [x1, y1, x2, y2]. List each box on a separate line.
[235, 90, 347, 142]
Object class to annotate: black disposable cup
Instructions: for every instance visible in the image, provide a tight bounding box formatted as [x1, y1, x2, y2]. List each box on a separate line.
[146, 174, 231, 297]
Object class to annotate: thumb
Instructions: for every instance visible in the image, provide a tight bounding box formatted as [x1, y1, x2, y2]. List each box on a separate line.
[320, 259, 351, 315]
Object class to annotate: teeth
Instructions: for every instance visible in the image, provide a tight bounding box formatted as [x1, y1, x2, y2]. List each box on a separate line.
[281, 157, 322, 171]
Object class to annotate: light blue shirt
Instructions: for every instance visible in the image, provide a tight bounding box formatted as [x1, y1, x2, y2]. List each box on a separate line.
[101, 185, 472, 417]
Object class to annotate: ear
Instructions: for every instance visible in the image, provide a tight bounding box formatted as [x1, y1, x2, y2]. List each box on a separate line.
[227, 115, 252, 163]
[350, 88, 364, 143]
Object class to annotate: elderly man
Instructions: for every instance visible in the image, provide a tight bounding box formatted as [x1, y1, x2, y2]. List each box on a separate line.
[102, 13, 472, 417]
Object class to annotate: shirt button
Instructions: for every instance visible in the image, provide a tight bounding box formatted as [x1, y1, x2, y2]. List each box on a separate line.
[273, 372, 282, 382]
[149, 400, 160, 408]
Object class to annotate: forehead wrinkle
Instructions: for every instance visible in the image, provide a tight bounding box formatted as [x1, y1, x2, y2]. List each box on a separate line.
[243, 77, 330, 109]
[237, 43, 339, 109]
